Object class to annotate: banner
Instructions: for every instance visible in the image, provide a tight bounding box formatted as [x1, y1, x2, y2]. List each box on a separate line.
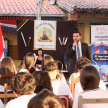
[91, 25, 108, 80]
[34, 20, 56, 50]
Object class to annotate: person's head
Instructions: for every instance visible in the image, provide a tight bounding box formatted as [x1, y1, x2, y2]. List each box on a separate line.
[95, 48, 100, 54]
[44, 61, 57, 72]
[44, 61, 58, 80]
[43, 31, 46, 35]
[104, 49, 107, 54]
[28, 89, 65, 108]
[78, 56, 87, 60]
[0, 67, 14, 86]
[41, 55, 54, 70]
[76, 57, 91, 72]
[73, 31, 81, 42]
[80, 65, 100, 91]
[25, 53, 35, 71]
[37, 48, 43, 56]
[11, 72, 36, 95]
[33, 71, 53, 93]
[0, 57, 16, 73]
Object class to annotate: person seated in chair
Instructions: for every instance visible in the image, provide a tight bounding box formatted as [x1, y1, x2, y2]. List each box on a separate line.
[44, 61, 73, 108]
[33, 71, 53, 93]
[5, 72, 36, 108]
[68, 57, 91, 92]
[73, 65, 108, 108]
[41, 55, 66, 82]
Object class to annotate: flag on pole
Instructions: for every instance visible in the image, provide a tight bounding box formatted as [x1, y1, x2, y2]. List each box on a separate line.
[0, 25, 6, 61]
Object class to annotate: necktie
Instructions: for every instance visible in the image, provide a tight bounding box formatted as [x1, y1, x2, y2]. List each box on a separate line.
[77, 43, 80, 59]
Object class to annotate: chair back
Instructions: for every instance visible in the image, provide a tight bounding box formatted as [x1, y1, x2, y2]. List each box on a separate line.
[78, 96, 108, 108]
[0, 74, 15, 104]
[71, 74, 80, 99]
[58, 95, 69, 108]
[57, 60, 63, 70]
[0, 74, 14, 78]
[0, 83, 16, 104]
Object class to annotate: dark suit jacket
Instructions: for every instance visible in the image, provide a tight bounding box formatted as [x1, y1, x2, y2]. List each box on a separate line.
[66, 42, 90, 74]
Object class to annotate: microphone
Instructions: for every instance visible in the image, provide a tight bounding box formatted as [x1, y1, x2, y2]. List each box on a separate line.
[74, 41, 78, 43]
[73, 41, 78, 50]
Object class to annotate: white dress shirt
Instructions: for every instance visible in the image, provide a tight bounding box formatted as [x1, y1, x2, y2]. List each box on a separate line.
[72, 41, 82, 59]
[76, 41, 82, 59]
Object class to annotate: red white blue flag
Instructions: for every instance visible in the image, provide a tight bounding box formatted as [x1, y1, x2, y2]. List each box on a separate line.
[0, 25, 6, 61]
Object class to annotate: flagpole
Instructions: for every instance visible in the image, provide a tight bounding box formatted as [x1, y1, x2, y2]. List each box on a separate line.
[36, 0, 44, 20]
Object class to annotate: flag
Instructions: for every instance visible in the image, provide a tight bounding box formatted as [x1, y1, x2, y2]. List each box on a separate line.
[0, 25, 6, 61]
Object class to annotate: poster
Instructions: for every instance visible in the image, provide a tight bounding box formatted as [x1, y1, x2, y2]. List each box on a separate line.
[91, 25, 108, 80]
[34, 20, 56, 50]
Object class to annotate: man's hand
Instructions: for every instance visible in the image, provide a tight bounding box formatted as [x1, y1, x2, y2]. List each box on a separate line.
[73, 41, 77, 49]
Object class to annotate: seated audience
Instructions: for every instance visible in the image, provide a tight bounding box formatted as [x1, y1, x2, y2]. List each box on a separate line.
[19, 53, 36, 73]
[73, 65, 108, 108]
[42, 55, 66, 82]
[68, 57, 91, 92]
[5, 72, 36, 108]
[44, 61, 73, 108]
[28, 89, 65, 108]
[33, 71, 53, 93]
[68, 56, 91, 85]
[68, 57, 106, 96]
[0, 57, 16, 74]
[75, 78, 106, 97]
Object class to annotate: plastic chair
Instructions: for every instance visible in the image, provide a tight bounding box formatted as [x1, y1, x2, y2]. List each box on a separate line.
[58, 61, 68, 73]
[0, 74, 14, 78]
[0, 74, 15, 104]
[58, 95, 69, 108]
[71, 74, 80, 99]
[78, 95, 108, 108]
[0, 83, 16, 104]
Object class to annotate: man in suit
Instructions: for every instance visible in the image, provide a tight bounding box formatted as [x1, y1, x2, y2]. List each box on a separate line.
[66, 31, 90, 75]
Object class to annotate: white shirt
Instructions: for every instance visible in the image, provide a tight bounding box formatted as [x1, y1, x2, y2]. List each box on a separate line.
[18, 69, 28, 73]
[19, 68, 37, 73]
[0, 99, 4, 108]
[68, 73, 80, 85]
[75, 80, 106, 97]
[105, 105, 108, 108]
[76, 41, 82, 59]
[5, 94, 36, 108]
[73, 88, 108, 108]
[0, 85, 12, 92]
[51, 80, 72, 99]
